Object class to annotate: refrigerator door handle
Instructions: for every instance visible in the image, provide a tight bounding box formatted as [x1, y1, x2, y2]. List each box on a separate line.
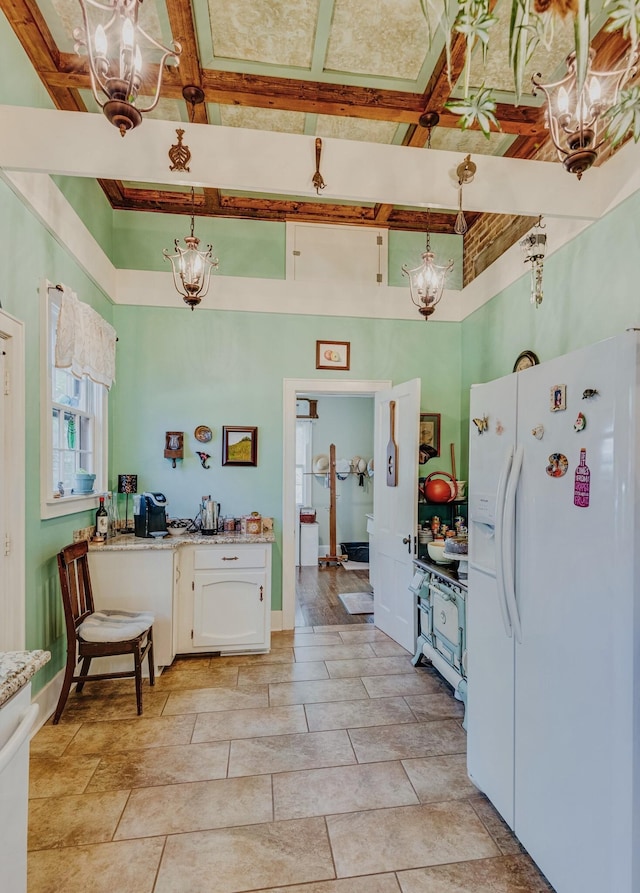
[502, 443, 523, 643]
[494, 445, 514, 638]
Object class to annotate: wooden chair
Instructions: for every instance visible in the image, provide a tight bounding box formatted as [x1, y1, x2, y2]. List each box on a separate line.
[53, 540, 155, 725]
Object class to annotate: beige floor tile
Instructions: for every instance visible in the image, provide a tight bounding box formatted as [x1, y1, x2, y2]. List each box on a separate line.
[165, 656, 213, 670]
[192, 704, 307, 742]
[349, 720, 467, 762]
[53, 690, 169, 723]
[269, 677, 369, 706]
[338, 628, 393, 644]
[371, 640, 412, 657]
[162, 684, 268, 715]
[361, 673, 445, 698]
[313, 623, 372, 633]
[404, 693, 465, 722]
[470, 796, 526, 855]
[86, 741, 230, 791]
[30, 722, 80, 757]
[228, 729, 356, 777]
[29, 753, 100, 799]
[28, 790, 129, 850]
[155, 666, 239, 690]
[306, 696, 416, 731]
[293, 632, 344, 646]
[154, 817, 336, 893]
[396, 853, 555, 892]
[115, 774, 273, 838]
[207, 648, 296, 667]
[327, 801, 499, 876]
[401, 754, 479, 802]
[273, 760, 419, 819]
[238, 660, 329, 686]
[257, 876, 401, 893]
[272, 628, 307, 641]
[294, 643, 376, 662]
[326, 656, 417, 678]
[28, 837, 165, 893]
[65, 714, 196, 754]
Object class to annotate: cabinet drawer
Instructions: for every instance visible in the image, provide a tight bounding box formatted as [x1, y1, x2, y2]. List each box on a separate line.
[194, 546, 267, 570]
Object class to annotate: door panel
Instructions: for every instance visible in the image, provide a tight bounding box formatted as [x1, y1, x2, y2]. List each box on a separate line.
[373, 379, 420, 651]
[193, 571, 267, 648]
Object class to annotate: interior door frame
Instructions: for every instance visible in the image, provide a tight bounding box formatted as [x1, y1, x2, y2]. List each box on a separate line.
[0, 308, 26, 650]
[282, 377, 391, 629]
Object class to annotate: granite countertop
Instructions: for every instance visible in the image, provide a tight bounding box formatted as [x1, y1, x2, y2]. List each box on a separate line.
[89, 532, 276, 551]
[0, 650, 51, 708]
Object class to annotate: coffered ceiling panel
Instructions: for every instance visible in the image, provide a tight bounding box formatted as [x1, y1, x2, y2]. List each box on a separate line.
[316, 116, 400, 143]
[219, 106, 306, 133]
[325, 0, 432, 80]
[207, 0, 319, 68]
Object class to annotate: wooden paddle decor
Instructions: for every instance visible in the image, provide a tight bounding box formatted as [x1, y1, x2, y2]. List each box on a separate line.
[387, 400, 398, 487]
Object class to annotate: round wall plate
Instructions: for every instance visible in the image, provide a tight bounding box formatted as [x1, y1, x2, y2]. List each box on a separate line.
[194, 425, 212, 443]
[513, 350, 540, 373]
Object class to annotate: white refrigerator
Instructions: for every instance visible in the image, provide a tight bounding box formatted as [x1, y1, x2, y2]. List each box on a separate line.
[467, 331, 640, 893]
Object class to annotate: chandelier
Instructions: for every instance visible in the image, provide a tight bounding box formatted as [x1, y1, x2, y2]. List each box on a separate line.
[520, 217, 547, 308]
[532, 48, 636, 179]
[402, 212, 454, 320]
[163, 188, 218, 310]
[74, 0, 181, 136]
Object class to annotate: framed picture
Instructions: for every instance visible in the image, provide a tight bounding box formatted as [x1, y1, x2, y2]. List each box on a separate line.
[419, 413, 441, 461]
[550, 384, 567, 412]
[316, 340, 350, 371]
[222, 426, 258, 466]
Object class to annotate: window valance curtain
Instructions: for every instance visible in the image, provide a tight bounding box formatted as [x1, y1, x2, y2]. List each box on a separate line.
[54, 287, 117, 389]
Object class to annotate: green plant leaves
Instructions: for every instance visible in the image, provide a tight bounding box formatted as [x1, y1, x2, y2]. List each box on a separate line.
[446, 86, 501, 136]
[604, 85, 640, 145]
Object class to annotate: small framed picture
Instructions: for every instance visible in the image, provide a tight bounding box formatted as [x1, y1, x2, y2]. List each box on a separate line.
[419, 413, 441, 461]
[222, 426, 258, 466]
[316, 340, 350, 371]
[550, 384, 567, 412]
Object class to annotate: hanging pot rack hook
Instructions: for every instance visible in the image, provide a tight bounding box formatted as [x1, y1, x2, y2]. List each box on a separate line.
[312, 138, 326, 194]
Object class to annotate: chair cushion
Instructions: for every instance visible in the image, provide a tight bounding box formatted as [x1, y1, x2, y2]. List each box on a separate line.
[78, 610, 154, 643]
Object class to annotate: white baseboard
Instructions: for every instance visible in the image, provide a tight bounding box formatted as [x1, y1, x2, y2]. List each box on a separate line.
[30, 669, 64, 734]
[270, 610, 283, 631]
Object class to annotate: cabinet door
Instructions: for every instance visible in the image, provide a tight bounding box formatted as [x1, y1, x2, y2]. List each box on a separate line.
[193, 570, 267, 649]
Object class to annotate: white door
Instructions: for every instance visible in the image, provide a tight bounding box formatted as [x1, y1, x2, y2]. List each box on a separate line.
[467, 372, 518, 828]
[373, 379, 420, 651]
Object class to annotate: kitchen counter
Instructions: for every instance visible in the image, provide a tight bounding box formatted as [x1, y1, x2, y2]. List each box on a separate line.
[89, 532, 276, 552]
[0, 651, 50, 708]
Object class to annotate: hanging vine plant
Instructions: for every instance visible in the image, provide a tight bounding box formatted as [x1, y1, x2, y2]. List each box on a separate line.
[421, 0, 640, 145]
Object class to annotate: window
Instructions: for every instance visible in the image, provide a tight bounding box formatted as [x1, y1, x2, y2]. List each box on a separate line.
[41, 284, 108, 519]
[295, 419, 313, 506]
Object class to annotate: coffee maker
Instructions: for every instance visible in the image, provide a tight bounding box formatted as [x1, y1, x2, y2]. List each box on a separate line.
[134, 492, 168, 538]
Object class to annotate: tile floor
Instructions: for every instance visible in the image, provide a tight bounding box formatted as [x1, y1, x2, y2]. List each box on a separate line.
[28, 627, 554, 893]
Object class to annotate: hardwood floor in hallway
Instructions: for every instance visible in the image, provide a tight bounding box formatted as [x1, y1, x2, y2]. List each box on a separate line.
[27, 564, 555, 893]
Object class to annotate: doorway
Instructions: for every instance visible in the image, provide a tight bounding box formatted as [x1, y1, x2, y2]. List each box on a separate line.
[282, 378, 391, 629]
[0, 309, 26, 650]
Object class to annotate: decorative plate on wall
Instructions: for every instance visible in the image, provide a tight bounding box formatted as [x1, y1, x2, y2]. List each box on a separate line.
[194, 425, 213, 443]
[513, 350, 540, 373]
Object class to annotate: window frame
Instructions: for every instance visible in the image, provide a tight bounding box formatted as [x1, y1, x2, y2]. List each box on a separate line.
[40, 281, 108, 520]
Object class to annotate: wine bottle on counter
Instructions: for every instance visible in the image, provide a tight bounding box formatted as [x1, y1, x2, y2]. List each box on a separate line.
[95, 495, 109, 537]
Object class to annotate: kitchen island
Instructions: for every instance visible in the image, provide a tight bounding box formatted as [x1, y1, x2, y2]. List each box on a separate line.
[88, 533, 275, 672]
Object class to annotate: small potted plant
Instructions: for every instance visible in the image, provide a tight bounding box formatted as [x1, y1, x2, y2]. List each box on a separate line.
[73, 469, 96, 493]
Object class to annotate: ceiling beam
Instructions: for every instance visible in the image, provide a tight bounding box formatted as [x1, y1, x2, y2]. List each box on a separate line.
[0, 104, 606, 219]
[164, 0, 208, 125]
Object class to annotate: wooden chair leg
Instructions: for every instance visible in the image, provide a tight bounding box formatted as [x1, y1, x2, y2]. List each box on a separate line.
[75, 656, 92, 692]
[147, 628, 155, 687]
[52, 651, 76, 725]
[134, 645, 143, 715]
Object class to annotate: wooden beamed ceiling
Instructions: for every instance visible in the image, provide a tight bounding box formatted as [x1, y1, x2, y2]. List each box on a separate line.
[0, 0, 632, 240]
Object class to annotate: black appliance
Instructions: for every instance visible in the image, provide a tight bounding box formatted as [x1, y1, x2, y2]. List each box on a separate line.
[134, 492, 168, 538]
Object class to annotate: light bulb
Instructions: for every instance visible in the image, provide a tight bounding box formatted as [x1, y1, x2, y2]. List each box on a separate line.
[134, 45, 142, 74]
[122, 17, 134, 50]
[94, 24, 107, 57]
[557, 86, 569, 115]
[588, 76, 601, 103]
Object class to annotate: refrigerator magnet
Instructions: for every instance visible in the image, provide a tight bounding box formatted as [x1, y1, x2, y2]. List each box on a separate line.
[531, 424, 544, 440]
[473, 415, 488, 434]
[550, 384, 567, 412]
[582, 388, 599, 399]
[495, 419, 504, 435]
[546, 453, 568, 477]
[574, 412, 586, 432]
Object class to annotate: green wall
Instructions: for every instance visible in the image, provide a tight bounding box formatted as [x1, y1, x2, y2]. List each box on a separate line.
[110, 305, 463, 611]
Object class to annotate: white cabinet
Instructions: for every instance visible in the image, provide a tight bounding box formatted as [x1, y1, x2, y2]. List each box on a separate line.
[88, 548, 177, 675]
[178, 543, 271, 654]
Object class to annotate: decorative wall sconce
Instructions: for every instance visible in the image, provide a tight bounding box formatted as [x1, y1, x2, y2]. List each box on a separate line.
[73, 0, 181, 137]
[312, 138, 326, 194]
[520, 216, 547, 308]
[163, 187, 218, 310]
[117, 473, 137, 532]
[196, 451, 211, 469]
[455, 154, 476, 235]
[165, 432, 184, 468]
